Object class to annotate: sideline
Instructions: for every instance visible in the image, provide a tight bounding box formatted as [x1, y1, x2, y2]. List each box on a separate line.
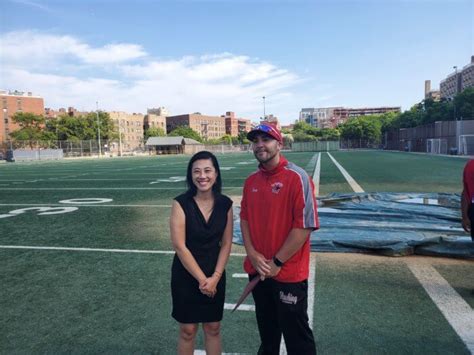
[313, 153, 321, 196]
[279, 253, 317, 355]
[326, 152, 364, 193]
[406, 260, 474, 353]
[0, 245, 247, 257]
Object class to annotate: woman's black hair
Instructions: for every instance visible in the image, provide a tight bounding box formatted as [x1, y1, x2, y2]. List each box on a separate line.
[186, 150, 222, 196]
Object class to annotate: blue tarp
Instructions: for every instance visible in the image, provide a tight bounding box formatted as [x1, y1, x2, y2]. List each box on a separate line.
[233, 193, 474, 259]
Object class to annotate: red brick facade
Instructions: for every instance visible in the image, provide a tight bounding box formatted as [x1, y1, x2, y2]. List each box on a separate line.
[1, 91, 45, 143]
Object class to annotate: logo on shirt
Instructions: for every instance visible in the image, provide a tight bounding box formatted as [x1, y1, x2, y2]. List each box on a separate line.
[279, 291, 298, 305]
[271, 182, 283, 194]
[252, 188, 258, 192]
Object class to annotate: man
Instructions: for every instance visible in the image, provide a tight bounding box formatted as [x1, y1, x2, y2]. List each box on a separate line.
[240, 123, 319, 355]
[461, 159, 474, 241]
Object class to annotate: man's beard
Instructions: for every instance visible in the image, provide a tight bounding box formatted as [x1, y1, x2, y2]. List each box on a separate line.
[254, 149, 277, 164]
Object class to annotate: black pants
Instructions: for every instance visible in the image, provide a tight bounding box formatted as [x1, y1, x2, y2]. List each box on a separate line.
[250, 276, 316, 355]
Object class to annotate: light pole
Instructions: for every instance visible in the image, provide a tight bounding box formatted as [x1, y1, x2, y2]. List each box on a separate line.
[96, 101, 102, 157]
[262, 96, 266, 120]
[118, 120, 123, 157]
[453, 66, 458, 120]
[2, 108, 7, 147]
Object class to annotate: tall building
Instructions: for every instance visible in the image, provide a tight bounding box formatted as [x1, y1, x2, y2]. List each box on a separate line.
[108, 111, 145, 152]
[261, 114, 281, 130]
[299, 108, 337, 128]
[223, 111, 252, 136]
[147, 107, 169, 116]
[0, 90, 44, 144]
[424, 80, 441, 101]
[144, 114, 167, 134]
[299, 106, 400, 128]
[461, 56, 474, 92]
[166, 113, 226, 140]
[440, 56, 474, 99]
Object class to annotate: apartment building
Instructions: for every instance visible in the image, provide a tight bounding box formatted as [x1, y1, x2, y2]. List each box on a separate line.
[0, 90, 45, 144]
[223, 111, 252, 136]
[144, 114, 167, 134]
[299, 108, 338, 128]
[166, 113, 226, 140]
[260, 114, 281, 130]
[424, 80, 441, 101]
[300, 106, 401, 129]
[109, 111, 145, 152]
[440, 56, 474, 99]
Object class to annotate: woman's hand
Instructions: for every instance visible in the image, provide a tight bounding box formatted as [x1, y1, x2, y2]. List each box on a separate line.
[199, 275, 219, 297]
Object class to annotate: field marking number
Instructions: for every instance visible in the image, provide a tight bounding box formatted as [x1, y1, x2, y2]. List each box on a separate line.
[0, 198, 112, 219]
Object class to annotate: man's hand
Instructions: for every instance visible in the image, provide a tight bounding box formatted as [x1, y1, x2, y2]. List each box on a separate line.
[462, 216, 471, 233]
[266, 259, 281, 278]
[249, 251, 271, 279]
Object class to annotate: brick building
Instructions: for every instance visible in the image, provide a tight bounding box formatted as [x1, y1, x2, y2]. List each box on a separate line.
[222, 111, 252, 136]
[0, 90, 45, 144]
[300, 106, 401, 129]
[440, 56, 474, 99]
[144, 113, 167, 134]
[108, 111, 145, 152]
[166, 113, 226, 140]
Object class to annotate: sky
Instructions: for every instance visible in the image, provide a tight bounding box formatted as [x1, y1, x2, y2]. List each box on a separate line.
[1, 0, 472, 125]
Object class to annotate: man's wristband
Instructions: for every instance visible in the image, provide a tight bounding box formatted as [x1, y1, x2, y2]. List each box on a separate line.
[273, 256, 284, 267]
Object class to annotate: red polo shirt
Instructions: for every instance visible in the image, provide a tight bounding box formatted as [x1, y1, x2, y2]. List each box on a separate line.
[240, 155, 319, 282]
[464, 160, 474, 205]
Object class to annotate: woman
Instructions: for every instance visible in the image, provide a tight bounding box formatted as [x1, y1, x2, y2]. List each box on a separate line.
[170, 151, 233, 355]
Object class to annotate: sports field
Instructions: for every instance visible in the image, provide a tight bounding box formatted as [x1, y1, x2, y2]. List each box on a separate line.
[1, 150, 473, 354]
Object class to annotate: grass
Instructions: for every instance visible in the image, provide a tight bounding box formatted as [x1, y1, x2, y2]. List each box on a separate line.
[1, 150, 472, 353]
[329, 151, 467, 193]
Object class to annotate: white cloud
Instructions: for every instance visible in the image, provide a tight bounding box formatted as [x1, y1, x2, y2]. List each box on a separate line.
[0, 31, 147, 66]
[0, 30, 311, 123]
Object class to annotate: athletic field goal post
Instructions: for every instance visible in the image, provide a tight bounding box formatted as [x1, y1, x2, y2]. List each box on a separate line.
[426, 138, 447, 154]
[459, 135, 474, 155]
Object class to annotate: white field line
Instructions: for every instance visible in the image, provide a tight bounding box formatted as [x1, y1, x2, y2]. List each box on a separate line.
[224, 303, 255, 312]
[313, 153, 321, 197]
[0, 245, 246, 257]
[308, 253, 316, 330]
[194, 352, 243, 355]
[0, 187, 242, 190]
[232, 273, 248, 278]
[326, 152, 364, 193]
[0, 204, 173, 208]
[279, 253, 317, 355]
[407, 261, 474, 353]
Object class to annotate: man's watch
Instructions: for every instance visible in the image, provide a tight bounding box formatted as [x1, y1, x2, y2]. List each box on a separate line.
[273, 256, 284, 267]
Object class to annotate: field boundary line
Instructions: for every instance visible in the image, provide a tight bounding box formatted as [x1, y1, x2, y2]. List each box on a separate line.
[279, 252, 317, 355]
[326, 152, 364, 193]
[0, 245, 247, 257]
[0, 187, 242, 190]
[0, 203, 173, 208]
[406, 261, 474, 352]
[313, 153, 321, 197]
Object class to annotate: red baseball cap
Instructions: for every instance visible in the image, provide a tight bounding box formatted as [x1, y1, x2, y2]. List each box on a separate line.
[247, 123, 283, 143]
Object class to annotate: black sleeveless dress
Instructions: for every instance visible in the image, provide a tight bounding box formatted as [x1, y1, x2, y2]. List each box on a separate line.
[171, 192, 233, 323]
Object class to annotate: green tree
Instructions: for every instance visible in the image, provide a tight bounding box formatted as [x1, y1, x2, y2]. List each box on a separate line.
[144, 127, 166, 140]
[454, 87, 474, 120]
[169, 126, 202, 142]
[45, 112, 118, 141]
[9, 112, 51, 147]
[237, 131, 250, 144]
[220, 134, 233, 145]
